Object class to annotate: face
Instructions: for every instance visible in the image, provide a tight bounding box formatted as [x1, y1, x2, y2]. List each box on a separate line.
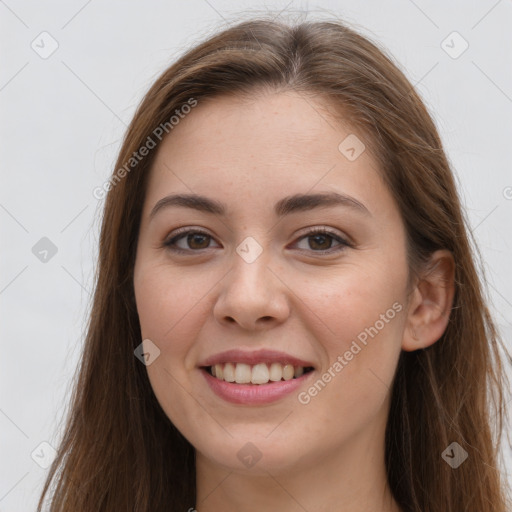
[133, 90, 411, 476]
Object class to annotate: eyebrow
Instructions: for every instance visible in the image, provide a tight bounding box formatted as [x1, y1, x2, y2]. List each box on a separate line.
[149, 191, 371, 220]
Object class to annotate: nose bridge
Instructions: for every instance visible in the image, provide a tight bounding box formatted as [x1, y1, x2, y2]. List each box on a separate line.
[214, 236, 289, 329]
[235, 234, 266, 266]
[228, 238, 273, 300]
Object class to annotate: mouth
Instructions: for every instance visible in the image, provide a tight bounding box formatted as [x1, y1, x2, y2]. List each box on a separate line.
[198, 349, 317, 404]
[201, 362, 315, 385]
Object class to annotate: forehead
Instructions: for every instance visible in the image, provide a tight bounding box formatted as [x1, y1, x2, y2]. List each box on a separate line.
[144, 91, 393, 220]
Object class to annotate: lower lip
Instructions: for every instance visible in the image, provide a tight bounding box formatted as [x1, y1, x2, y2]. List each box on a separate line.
[200, 368, 314, 405]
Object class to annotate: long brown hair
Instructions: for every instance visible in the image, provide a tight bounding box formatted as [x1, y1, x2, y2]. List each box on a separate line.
[37, 16, 511, 511]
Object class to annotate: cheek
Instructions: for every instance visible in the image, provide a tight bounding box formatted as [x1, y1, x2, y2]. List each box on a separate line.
[133, 263, 214, 431]
[294, 258, 407, 393]
[303, 255, 404, 323]
[287, 276, 405, 440]
[134, 262, 208, 342]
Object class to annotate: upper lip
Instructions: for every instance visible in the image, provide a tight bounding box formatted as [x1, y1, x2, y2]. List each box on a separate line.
[198, 349, 315, 368]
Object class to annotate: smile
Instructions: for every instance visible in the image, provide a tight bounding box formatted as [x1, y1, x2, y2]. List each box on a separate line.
[204, 362, 315, 385]
[200, 365, 316, 405]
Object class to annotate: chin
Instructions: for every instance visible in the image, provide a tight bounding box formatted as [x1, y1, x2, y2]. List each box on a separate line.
[194, 433, 306, 475]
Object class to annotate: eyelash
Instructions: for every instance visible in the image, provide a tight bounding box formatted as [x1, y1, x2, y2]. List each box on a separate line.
[162, 227, 353, 255]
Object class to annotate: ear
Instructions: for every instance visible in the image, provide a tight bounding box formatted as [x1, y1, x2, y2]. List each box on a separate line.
[402, 249, 455, 352]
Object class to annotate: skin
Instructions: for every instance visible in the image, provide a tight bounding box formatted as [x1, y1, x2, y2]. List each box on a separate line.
[133, 90, 455, 512]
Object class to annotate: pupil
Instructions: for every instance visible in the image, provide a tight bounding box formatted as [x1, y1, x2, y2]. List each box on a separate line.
[310, 234, 330, 250]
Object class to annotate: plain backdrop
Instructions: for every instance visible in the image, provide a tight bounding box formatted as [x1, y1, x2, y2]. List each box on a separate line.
[1, 1, 511, 510]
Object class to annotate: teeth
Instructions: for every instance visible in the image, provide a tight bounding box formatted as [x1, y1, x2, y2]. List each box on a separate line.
[294, 366, 304, 378]
[269, 362, 283, 381]
[235, 363, 252, 384]
[208, 362, 310, 384]
[214, 364, 223, 380]
[251, 363, 269, 384]
[223, 362, 235, 382]
[282, 364, 294, 380]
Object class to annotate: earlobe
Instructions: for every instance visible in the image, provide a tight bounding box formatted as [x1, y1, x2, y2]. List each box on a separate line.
[402, 249, 455, 352]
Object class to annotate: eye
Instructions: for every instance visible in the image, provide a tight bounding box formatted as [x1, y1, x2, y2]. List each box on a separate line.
[163, 228, 220, 253]
[293, 228, 351, 253]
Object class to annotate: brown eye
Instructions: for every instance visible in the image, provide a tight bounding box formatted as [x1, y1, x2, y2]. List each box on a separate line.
[307, 233, 334, 250]
[185, 233, 211, 250]
[164, 229, 219, 253]
[294, 228, 351, 254]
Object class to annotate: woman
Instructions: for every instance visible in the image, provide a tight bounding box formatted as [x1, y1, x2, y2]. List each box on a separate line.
[37, 16, 510, 512]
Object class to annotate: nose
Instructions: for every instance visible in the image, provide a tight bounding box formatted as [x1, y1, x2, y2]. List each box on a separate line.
[213, 250, 290, 331]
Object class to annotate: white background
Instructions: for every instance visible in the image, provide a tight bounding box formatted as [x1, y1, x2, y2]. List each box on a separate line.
[1, 1, 511, 510]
